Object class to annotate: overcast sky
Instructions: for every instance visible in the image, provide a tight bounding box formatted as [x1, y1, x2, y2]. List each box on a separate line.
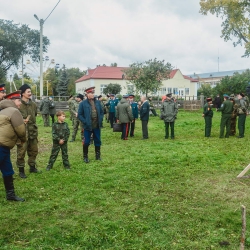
[1, 0, 249, 77]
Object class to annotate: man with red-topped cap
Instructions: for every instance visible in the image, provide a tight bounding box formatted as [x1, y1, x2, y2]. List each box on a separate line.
[78, 87, 104, 163]
[0, 91, 26, 201]
[0, 83, 6, 101]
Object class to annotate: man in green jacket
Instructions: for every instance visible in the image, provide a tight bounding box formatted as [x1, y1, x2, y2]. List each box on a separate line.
[16, 84, 41, 178]
[39, 96, 50, 127]
[116, 95, 134, 140]
[160, 93, 178, 139]
[202, 97, 213, 137]
[217, 94, 233, 138]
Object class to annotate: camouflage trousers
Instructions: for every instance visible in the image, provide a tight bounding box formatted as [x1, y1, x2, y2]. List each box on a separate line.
[42, 114, 50, 127]
[47, 142, 70, 168]
[16, 138, 38, 168]
[230, 117, 237, 136]
[71, 118, 83, 141]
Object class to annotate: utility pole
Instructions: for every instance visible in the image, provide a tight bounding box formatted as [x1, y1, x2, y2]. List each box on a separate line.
[34, 0, 61, 99]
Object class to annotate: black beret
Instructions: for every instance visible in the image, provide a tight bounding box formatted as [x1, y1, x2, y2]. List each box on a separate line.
[19, 84, 31, 95]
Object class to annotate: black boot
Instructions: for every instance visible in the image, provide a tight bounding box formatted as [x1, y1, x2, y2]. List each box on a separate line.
[19, 167, 27, 179]
[95, 146, 101, 160]
[3, 175, 25, 202]
[83, 145, 89, 163]
[29, 165, 42, 173]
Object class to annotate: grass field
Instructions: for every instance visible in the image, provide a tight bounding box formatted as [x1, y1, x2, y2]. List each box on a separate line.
[1, 109, 250, 249]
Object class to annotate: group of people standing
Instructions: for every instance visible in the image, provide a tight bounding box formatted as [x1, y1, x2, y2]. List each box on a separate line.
[203, 93, 248, 138]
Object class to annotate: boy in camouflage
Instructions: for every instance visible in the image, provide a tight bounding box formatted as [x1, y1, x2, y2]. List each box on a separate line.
[46, 111, 70, 170]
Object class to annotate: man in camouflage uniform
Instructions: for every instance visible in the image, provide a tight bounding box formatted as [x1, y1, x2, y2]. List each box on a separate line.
[237, 93, 247, 138]
[229, 94, 238, 136]
[70, 93, 84, 142]
[98, 95, 105, 128]
[16, 84, 41, 178]
[148, 96, 158, 116]
[39, 96, 50, 127]
[46, 110, 70, 170]
[202, 97, 213, 137]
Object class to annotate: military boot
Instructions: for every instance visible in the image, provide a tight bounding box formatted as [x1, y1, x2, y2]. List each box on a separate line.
[83, 145, 89, 163]
[29, 164, 42, 173]
[95, 146, 101, 160]
[19, 167, 27, 179]
[3, 175, 25, 202]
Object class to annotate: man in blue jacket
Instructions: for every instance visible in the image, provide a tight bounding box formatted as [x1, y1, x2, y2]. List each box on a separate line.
[128, 94, 138, 137]
[105, 94, 118, 128]
[140, 96, 150, 139]
[78, 87, 104, 163]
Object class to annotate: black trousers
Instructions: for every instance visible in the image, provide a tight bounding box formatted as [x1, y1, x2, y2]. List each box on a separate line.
[165, 122, 175, 138]
[109, 112, 115, 128]
[129, 119, 135, 136]
[141, 120, 148, 139]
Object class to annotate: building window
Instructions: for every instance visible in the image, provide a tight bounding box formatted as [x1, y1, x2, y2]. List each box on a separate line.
[173, 88, 178, 95]
[185, 88, 190, 95]
[167, 88, 172, 94]
[100, 84, 107, 94]
[161, 87, 166, 95]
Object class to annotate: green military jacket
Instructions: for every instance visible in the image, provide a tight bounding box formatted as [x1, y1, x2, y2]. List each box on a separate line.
[160, 99, 178, 122]
[217, 99, 233, 115]
[39, 97, 50, 114]
[52, 122, 70, 143]
[203, 103, 213, 117]
[116, 98, 134, 123]
[72, 101, 80, 118]
[237, 99, 247, 115]
[19, 99, 38, 139]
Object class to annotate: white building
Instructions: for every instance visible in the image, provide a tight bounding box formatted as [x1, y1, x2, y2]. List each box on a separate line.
[75, 66, 199, 97]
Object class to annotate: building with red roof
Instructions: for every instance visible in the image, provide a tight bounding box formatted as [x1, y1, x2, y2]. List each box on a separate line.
[75, 66, 199, 97]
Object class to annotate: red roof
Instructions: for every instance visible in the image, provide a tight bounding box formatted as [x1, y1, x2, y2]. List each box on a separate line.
[75, 66, 198, 83]
[75, 66, 128, 83]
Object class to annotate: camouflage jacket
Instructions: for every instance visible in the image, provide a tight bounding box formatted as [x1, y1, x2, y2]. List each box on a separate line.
[39, 97, 50, 114]
[19, 99, 38, 139]
[72, 101, 80, 118]
[52, 122, 70, 143]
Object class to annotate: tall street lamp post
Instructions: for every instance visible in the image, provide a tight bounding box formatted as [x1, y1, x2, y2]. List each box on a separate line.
[34, 0, 60, 98]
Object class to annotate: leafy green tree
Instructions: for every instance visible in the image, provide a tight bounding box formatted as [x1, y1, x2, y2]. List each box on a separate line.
[0, 19, 50, 81]
[66, 68, 86, 95]
[123, 58, 173, 97]
[57, 65, 69, 96]
[212, 69, 250, 96]
[110, 62, 118, 67]
[197, 83, 213, 97]
[103, 83, 122, 95]
[200, 0, 250, 57]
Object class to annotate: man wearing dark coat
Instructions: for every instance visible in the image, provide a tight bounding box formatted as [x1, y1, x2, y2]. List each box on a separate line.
[140, 96, 150, 139]
[214, 94, 222, 109]
[78, 87, 104, 163]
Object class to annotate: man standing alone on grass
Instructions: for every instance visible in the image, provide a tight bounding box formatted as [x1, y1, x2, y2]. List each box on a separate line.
[237, 93, 247, 138]
[78, 87, 104, 163]
[217, 94, 233, 138]
[17, 84, 41, 178]
[202, 97, 213, 137]
[140, 96, 150, 140]
[0, 91, 26, 201]
[160, 93, 178, 139]
[116, 94, 134, 140]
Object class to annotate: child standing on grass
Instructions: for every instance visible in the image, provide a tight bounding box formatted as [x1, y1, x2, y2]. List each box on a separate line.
[46, 111, 70, 170]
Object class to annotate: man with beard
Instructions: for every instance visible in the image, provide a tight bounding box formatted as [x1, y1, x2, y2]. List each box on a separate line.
[16, 84, 41, 178]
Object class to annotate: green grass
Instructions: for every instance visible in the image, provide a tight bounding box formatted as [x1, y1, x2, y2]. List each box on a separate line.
[1, 109, 250, 249]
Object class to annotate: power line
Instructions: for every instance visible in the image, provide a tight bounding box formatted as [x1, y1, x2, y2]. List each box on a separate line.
[44, 0, 61, 22]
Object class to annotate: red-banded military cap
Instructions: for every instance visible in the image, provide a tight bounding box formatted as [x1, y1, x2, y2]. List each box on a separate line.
[206, 97, 212, 102]
[0, 84, 6, 92]
[85, 87, 95, 93]
[5, 90, 21, 99]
